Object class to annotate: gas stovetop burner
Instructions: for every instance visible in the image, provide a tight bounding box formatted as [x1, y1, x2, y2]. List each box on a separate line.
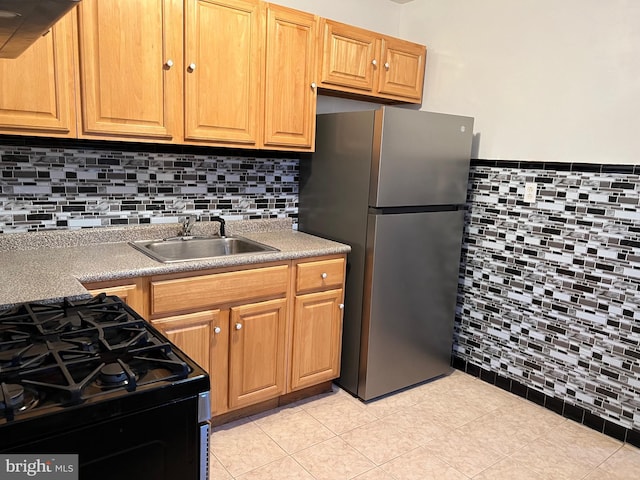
[0, 295, 194, 422]
[97, 362, 137, 389]
[0, 382, 39, 420]
[0, 383, 24, 409]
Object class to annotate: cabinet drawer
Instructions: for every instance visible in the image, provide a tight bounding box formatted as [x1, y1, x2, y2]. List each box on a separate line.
[296, 258, 345, 293]
[151, 265, 289, 316]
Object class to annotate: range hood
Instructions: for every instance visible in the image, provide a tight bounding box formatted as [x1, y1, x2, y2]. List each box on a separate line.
[0, 0, 81, 59]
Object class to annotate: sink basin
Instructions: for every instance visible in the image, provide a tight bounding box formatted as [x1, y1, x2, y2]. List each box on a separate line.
[129, 235, 278, 263]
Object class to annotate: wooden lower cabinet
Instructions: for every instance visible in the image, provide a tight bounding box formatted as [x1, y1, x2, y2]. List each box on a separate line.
[91, 255, 346, 420]
[150, 309, 230, 416]
[228, 298, 287, 409]
[84, 277, 148, 318]
[291, 289, 343, 391]
[150, 310, 218, 374]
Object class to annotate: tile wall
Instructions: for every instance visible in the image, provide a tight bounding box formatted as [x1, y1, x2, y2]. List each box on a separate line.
[0, 138, 299, 233]
[455, 160, 640, 439]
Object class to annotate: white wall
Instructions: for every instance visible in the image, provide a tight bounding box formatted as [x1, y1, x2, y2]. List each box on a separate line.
[401, 0, 640, 164]
[272, 0, 402, 36]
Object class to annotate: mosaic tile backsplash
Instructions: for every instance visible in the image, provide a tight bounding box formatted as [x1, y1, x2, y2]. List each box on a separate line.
[0, 142, 299, 233]
[456, 161, 640, 431]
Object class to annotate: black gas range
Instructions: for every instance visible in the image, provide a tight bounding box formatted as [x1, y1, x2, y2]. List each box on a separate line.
[0, 294, 210, 480]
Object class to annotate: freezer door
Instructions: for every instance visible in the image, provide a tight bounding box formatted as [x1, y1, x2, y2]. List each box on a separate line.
[369, 107, 474, 208]
[358, 210, 464, 400]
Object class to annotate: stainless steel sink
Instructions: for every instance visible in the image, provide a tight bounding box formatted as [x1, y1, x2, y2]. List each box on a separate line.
[129, 235, 278, 263]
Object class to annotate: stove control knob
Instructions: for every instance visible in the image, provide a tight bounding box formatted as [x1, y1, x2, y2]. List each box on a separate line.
[235, 323, 243, 330]
[321, 272, 328, 279]
[214, 326, 221, 334]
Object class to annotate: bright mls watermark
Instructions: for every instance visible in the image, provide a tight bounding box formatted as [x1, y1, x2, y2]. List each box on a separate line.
[0, 455, 78, 480]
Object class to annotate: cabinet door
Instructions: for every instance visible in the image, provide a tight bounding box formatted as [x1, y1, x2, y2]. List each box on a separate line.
[151, 311, 218, 374]
[377, 36, 426, 102]
[153, 311, 229, 417]
[85, 278, 148, 318]
[0, 10, 76, 137]
[77, 0, 182, 141]
[291, 289, 343, 391]
[184, 0, 262, 146]
[228, 298, 287, 409]
[263, 4, 316, 151]
[317, 19, 378, 93]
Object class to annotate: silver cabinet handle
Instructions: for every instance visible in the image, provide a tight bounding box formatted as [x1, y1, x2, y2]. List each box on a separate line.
[339, 304, 344, 310]
[372, 59, 378, 66]
[384, 62, 390, 70]
[311, 82, 317, 89]
[235, 323, 242, 330]
[321, 272, 328, 279]
[214, 326, 221, 334]
[188, 63, 196, 71]
[165, 59, 174, 68]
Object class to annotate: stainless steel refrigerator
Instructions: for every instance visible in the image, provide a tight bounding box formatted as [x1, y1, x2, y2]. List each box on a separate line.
[299, 106, 474, 401]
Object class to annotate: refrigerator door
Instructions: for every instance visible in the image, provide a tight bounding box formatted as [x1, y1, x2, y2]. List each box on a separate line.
[369, 107, 474, 208]
[358, 210, 464, 401]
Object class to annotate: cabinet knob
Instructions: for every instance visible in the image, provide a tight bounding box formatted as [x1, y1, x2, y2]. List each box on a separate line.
[372, 59, 377, 66]
[321, 272, 328, 279]
[165, 59, 174, 69]
[384, 62, 390, 70]
[311, 82, 317, 89]
[214, 326, 221, 334]
[188, 63, 196, 71]
[235, 323, 242, 330]
[339, 304, 344, 310]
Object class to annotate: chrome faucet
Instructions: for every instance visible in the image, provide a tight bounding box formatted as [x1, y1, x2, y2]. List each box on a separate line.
[181, 216, 196, 236]
[211, 216, 226, 237]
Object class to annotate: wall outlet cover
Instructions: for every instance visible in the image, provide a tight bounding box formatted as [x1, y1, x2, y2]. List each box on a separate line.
[524, 183, 537, 203]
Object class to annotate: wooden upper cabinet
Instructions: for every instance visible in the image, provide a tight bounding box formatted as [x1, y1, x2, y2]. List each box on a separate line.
[0, 10, 77, 137]
[317, 19, 378, 93]
[77, 0, 182, 142]
[184, 0, 263, 146]
[263, 4, 317, 151]
[377, 36, 426, 101]
[317, 18, 426, 104]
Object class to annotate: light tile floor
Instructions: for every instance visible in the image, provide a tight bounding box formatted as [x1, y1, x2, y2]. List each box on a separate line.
[210, 370, 640, 479]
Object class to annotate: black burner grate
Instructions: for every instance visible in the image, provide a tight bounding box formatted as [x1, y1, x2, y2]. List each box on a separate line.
[0, 295, 191, 418]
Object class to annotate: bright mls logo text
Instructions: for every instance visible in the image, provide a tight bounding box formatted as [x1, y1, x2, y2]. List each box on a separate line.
[0, 455, 78, 479]
[5, 458, 53, 476]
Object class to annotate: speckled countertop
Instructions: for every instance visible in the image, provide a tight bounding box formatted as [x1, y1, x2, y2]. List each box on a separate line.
[0, 219, 350, 309]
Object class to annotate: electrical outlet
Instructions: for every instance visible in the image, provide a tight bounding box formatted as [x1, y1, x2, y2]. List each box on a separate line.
[524, 183, 537, 203]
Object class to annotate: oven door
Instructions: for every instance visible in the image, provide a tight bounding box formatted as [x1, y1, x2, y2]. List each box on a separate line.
[5, 396, 208, 480]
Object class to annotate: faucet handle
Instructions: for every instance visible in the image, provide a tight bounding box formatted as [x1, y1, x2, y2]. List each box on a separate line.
[181, 215, 196, 236]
